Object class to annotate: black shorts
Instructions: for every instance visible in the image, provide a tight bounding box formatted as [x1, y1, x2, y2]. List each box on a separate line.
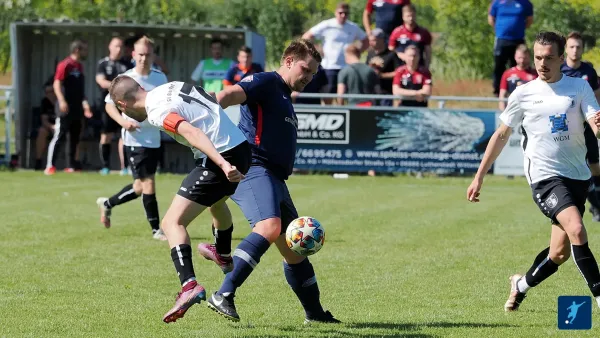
[322, 69, 340, 94]
[177, 141, 251, 207]
[584, 123, 599, 164]
[101, 111, 122, 134]
[531, 176, 591, 224]
[126, 146, 160, 179]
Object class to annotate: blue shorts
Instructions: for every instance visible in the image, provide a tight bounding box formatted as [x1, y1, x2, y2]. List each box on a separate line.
[230, 166, 298, 233]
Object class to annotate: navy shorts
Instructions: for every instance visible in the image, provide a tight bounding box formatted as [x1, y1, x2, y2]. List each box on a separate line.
[322, 69, 340, 94]
[230, 165, 298, 234]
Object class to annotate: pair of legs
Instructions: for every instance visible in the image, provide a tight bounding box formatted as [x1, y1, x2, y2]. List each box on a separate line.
[505, 177, 600, 311]
[206, 166, 338, 323]
[161, 142, 251, 323]
[96, 147, 161, 238]
[45, 115, 83, 174]
[99, 132, 125, 174]
[492, 38, 523, 95]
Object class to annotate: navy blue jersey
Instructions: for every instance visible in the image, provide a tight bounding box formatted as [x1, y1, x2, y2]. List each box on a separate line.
[561, 61, 599, 91]
[237, 72, 297, 180]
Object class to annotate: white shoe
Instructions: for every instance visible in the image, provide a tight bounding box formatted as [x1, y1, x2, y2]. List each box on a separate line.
[504, 274, 527, 312]
[153, 229, 167, 241]
[96, 197, 111, 228]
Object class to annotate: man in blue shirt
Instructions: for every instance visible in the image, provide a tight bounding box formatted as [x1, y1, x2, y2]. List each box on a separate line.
[203, 39, 340, 324]
[488, 0, 534, 95]
[561, 31, 600, 221]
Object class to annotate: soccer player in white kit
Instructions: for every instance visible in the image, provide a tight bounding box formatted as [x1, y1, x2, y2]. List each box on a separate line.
[108, 76, 251, 323]
[467, 31, 600, 312]
[96, 36, 168, 240]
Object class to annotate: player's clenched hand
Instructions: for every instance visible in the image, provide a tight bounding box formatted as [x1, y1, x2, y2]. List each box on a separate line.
[59, 100, 69, 114]
[221, 162, 245, 182]
[123, 120, 140, 131]
[466, 179, 482, 203]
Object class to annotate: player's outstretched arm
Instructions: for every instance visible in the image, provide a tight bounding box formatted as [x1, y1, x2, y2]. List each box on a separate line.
[216, 85, 247, 109]
[105, 103, 139, 131]
[175, 121, 244, 182]
[467, 123, 512, 202]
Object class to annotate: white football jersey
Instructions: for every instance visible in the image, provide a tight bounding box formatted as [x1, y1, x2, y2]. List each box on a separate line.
[500, 75, 600, 184]
[145, 81, 246, 159]
[105, 69, 168, 148]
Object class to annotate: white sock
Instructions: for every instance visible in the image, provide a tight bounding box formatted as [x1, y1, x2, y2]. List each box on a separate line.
[517, 277, 530, 293]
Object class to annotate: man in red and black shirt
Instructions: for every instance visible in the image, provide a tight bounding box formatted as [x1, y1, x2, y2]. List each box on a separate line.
[498, 44, 537, 110]
[223, 46, 264, 87]
[45, 39, 93, 175]
[363, 0, 411, 44]
[388, 4, 432, 68]
[392, 45, 432, 107]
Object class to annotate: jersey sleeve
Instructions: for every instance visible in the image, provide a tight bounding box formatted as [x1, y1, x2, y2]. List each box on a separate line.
[96, 60, 106, 76]
[337, 68, 349, 86]
[392, 68, 403, 86]
[489, 0, 498, 17]
[365, 0, 375, 13]
[355, 25, 367, 41]
[589, 68, 599, 91]
[422, 29, 432, 46]
[580, 81, 600, 121]
[309, 20, 327, 40]
[54, 61, 67, 81]
[499, 89, 525, 128]
[422, 70, 432, 85]
[190, 60, 204, 82]
[147, 104, 185, 133]
[223, 66, 236, 86]
[499, 70, 510, 90]
[388, 28, 400, 49]
[236, 73, 269, 105]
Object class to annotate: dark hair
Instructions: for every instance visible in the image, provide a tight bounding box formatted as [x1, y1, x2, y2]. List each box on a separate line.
[281, 39, 322, 64]
[336, 2, 349, 10]
[567, 31, 585, 47]
[70, 39, 87, 53]
[238, 45, 252, 54]
[210, 38, 223, 46]
[403, 3, 416, 13]
[534, 31, 566, 56]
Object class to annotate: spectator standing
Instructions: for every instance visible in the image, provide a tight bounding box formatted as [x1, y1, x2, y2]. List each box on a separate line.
[488, 0, 534, 95]
[392, 45, 432, 107]
[337, 45, 379, 106]
[363, 0, 411, 44]
[303, 2, 368, 104]
[498, 44, 537, 110]
[45, 39, 93, 175]
[190, 38, 234, 93]
[223, 46, 263, 87]
[366, 28, 401, 106]
[388, 4, 432, 68]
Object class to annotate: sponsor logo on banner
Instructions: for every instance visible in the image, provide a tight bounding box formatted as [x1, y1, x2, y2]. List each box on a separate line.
[295, 109, 350, 144]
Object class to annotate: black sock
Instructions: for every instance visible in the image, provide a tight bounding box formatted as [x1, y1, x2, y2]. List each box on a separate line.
[105, 184, 139, 209]
[142, 194, 160, 232]
[170, 244, 196, 285]
[100, 143, 111, 168]
[35, 159, 42, 170]
[213, 224, 233, 255]
[572, 242, 600, 297]
[524, 247, 559, 287]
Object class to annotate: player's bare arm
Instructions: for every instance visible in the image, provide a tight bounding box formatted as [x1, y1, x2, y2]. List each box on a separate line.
[105, 103, 139, 131]
[82, 99, 93, 118]
[95, 74, 112, 89]
[175, 121, 244, 182]
[467, 123, 512, 202]
[216, 84, 247, 109]
[589, 113, 600, 138]
[53, 79, 68, 113]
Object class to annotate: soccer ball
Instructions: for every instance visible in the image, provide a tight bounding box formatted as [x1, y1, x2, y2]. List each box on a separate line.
[285, 216, 325, 256]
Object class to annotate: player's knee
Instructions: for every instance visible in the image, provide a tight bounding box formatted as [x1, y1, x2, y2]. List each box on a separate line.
[565, 222, 587, 243]
[140, 177, 155, 194]
[132, 180, 143, 195]
[549, 250, 570, 265]
[254, 218, 281, 243]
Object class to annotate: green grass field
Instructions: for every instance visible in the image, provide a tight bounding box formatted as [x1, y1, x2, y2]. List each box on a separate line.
[1, 172, 600, 337]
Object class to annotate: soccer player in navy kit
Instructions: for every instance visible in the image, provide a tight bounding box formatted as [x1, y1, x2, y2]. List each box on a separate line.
[561, 32, 600, 221]
[204, 39, 340, 324]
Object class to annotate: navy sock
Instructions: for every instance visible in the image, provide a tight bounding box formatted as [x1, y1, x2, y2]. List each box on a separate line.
[524, 247, 559, 287]
[106, 184, 139, 208]
[284, 258, 324, 318]
[142, 194, 160, 232]
[590, 176, 600, 209]
[170, 244, 196, 285]
[572, 242, 600, 297]
[217, 232, 270, 295]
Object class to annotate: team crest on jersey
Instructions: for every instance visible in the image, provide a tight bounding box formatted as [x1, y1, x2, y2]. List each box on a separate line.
[545, 193, 558, 209]
[549, 114, 568, 133]
[240, 75, 254, 83]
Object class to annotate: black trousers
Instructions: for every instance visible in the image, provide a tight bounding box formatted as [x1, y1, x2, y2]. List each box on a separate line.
[493, 38, 525, 95]
[46, 115, 82, 169]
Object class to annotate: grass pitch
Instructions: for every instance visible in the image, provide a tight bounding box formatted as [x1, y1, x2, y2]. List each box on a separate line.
[1, 171, 599, 337]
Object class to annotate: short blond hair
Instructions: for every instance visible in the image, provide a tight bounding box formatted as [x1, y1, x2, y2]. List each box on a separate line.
[134, 35, 155, 49]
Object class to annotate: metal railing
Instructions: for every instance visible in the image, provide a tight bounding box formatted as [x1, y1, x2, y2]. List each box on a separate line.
[294, 92, 507, 108]
[0, 85, 13, 165]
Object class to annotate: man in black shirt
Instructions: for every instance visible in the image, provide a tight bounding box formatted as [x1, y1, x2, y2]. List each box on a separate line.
[366, 28, 401, 106]
[96, 37, 129, 175]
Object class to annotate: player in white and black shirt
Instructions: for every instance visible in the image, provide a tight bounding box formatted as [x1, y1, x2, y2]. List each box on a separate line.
[96, 37, 129, 174]
[467, 32, 600, 312]
[96, 37, 167, 241]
